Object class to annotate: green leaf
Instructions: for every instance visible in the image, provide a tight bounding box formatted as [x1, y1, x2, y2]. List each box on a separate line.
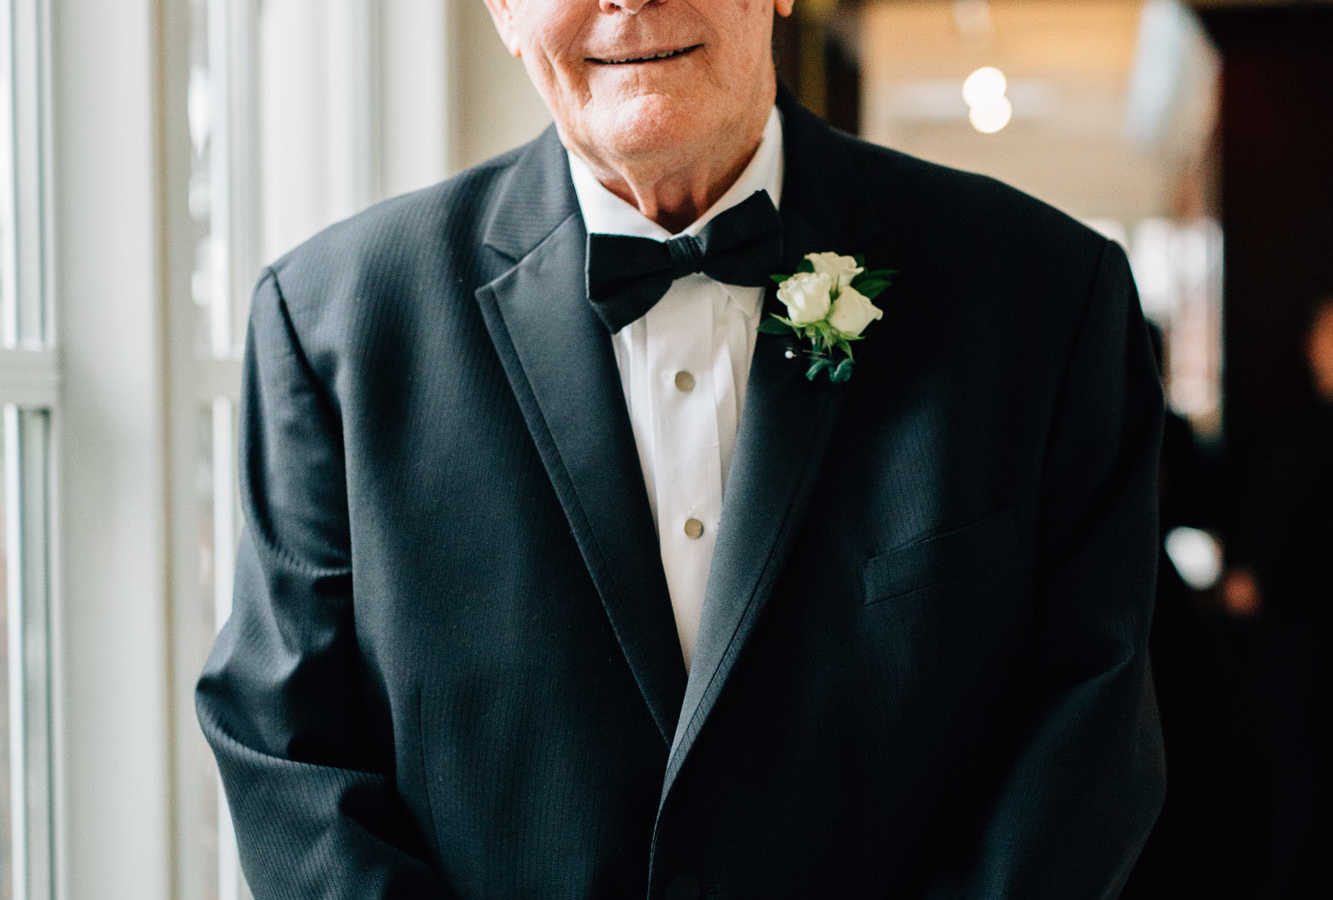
[831, 359, 854, 383]
[757, 317, 790, 335]
[858, 268, 898, 282]
[806, 357, 832, 381]
[836, 338, 854, 361]
[770, 273, 790, 285]
[796, 258, 815, 274]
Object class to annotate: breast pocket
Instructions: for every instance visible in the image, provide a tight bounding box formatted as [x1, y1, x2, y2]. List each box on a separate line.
[861, 505, 1023, 606]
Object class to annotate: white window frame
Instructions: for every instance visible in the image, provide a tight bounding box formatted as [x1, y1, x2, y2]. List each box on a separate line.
[164, 2, 416, 899]
[45, 0, 175, 893]
[3, 0, 58, 897]
[8, 0, 549, 891]
[12, 0, 461, 896]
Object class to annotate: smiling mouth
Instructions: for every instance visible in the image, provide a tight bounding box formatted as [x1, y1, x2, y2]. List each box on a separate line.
[589, 44, 702, 65]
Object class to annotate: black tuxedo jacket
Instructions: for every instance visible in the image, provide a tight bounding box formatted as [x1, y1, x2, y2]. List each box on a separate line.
[196, 89, 1165, 899]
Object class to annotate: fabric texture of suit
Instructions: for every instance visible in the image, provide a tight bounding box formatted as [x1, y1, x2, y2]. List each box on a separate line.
[195, 87, 1166, 899]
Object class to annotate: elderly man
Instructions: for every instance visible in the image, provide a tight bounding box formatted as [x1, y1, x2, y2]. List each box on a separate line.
[195, 1, 1166, 897]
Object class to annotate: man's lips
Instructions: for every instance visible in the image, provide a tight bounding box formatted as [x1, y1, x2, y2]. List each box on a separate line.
[587, 44, 702, 65]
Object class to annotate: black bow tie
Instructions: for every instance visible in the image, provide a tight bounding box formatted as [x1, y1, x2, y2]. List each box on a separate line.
[585, 190, 784, 334]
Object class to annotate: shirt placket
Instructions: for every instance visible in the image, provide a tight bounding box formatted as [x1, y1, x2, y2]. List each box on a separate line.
[645, 279, 724, 672]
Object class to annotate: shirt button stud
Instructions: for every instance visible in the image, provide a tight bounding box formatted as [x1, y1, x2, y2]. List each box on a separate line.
[683, 518, 704, 539]
[673, 370, 696, 392]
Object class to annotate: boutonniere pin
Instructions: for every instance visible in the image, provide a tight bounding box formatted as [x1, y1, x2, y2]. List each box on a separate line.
[758, 252, 897, 383]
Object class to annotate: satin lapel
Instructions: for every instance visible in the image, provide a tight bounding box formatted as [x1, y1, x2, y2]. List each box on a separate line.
[474, 129, 686, 743]
[660, 93, 852, 800]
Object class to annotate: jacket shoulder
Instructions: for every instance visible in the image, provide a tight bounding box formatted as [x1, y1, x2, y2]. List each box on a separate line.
[806, 126, 1121, 391]
[264, 143, 528, 297]
[832, 128, 1107, 259]
[245, 141, 540, 394]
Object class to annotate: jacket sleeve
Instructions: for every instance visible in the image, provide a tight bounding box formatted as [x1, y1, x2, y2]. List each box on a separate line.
[927, 238, 1167, 898]
[194, 268, 451, 899]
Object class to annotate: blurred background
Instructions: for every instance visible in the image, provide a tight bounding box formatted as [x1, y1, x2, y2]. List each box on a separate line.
[0, 0, 1328, 898]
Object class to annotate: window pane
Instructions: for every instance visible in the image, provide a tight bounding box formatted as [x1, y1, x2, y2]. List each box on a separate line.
[1, 409, 10, 900]
[3, 0, 47, 348]
[192, 405, 219, 899]
[1, 406, 53, 900]
[194, 395, 250, 900]
[258, 0, 378, 268]
[2, 0, 17, 347]
[185, 2, 374, 895]
[188, 0, 217, 359]
[192, 0, 380, 362]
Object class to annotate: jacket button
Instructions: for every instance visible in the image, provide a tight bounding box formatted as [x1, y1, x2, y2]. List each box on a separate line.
[664, 873, 700, 900]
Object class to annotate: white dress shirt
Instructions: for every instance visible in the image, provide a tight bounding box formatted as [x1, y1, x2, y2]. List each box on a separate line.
[567, 107, 784, 673]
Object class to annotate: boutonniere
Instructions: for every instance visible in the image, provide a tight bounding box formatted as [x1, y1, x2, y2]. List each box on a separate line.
[758, 252, 897, 383]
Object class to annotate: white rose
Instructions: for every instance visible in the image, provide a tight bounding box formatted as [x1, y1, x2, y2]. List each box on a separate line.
[805, 252, 864, 293]
[826, 284, 884, 337]
[777, 271, 834, 325]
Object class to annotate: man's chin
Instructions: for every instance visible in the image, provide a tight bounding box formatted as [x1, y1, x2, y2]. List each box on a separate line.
[583, 96, 713, 160]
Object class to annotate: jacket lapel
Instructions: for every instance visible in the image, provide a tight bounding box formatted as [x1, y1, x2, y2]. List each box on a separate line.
[474, 129, 687, 743]
[660, 90, 854, 802]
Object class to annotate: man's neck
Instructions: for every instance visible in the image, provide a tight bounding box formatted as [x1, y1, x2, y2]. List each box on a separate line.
[594, 146, 761, 234]
[568, 107, 784, 243]
[569, 109, 772, 234]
